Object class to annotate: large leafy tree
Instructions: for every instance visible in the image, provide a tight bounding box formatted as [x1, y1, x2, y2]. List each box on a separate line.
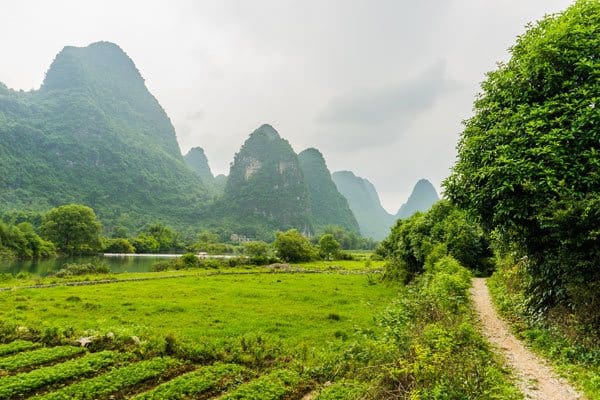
[41, 204, 102, 254]
[444, 0, 600, 312]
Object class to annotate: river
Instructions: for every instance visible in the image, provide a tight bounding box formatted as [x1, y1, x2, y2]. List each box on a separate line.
[0, 254, 181, 275]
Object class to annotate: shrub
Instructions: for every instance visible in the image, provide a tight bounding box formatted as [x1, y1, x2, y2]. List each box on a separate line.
[103, 238, 135, 254]
[274, 229, 317, 263]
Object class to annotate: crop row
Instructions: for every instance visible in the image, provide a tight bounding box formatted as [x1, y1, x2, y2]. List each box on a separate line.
[0, 340, 41, 357]
[0, 350, 118, 399]
[220, 369, 302, 400]
[0, 345, 84, 372]
[133, 363, 249, 400]
[32, 356, 183, 400]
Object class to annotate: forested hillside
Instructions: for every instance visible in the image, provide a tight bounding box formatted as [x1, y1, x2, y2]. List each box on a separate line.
[214, 124, 312, 238]
[298, 148, 359, 233]
[0, 42, 207, 231]
[331, 171, 394, 240]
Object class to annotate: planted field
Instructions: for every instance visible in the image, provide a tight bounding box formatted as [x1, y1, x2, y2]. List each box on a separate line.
[0, 340, 317, 399]
[0, 271, 394, 398]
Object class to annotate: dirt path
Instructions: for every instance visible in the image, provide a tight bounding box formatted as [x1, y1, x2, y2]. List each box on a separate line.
[471, 278, 583, 400]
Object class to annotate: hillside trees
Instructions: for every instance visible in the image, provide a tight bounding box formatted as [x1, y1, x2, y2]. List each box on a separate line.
[444, 0, 600, 317]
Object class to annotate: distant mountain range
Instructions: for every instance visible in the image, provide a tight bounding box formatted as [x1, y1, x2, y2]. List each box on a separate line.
[0, 41, 438, 240]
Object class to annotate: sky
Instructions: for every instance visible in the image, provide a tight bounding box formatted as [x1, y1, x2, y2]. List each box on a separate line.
[1, 0, 573, 213]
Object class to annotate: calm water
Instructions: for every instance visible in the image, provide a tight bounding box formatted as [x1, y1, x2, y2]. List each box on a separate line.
[0, 254, 176, 276]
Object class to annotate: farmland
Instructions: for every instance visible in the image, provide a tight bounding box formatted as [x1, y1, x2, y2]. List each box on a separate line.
[0, 267, 395, 398]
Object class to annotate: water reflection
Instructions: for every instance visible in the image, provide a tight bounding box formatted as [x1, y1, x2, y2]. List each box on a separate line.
[0, 255, 174, 276]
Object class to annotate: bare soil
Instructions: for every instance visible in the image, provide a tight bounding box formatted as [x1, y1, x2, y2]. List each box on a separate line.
[471, 278, 583, 400]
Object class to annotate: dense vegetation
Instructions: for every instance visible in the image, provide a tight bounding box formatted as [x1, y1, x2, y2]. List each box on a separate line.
[0, 42, 208, 232]
[215, 124, 312, 237]
[378, 200, 494, 281]
[444, 0, 600, 329]
[298, 148, 360, 233]
[442, 1, 600, 396]
[0, 220, 55, 261]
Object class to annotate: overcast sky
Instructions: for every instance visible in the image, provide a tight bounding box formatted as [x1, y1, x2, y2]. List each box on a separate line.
[1, 0, 573, 213]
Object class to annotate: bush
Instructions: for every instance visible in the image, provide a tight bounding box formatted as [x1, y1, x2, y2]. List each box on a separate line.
[103, 238, 135, 254]
[273, 229, 317, 263]
[51, 263, 111, 277]
[243, 241, 272, 265]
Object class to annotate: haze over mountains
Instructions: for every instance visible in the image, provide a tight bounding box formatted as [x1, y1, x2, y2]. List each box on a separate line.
[0, 41, 438, 239]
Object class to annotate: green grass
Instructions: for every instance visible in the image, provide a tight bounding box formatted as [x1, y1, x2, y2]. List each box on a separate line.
[0, 273, 394, 352]
[293, 259, 384, 271]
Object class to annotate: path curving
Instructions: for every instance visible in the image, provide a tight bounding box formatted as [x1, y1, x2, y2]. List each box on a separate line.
[471, 278, 583, 400]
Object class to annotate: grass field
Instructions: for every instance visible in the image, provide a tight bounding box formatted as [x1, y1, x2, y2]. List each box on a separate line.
[0, 264, 393, 399]
[0, 271, 394, 354]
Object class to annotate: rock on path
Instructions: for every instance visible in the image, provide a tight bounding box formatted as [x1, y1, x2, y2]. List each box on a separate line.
[471, 278, 583, 400]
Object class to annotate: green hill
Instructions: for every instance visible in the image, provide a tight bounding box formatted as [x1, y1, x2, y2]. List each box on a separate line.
[217, 124, 312, 237]
[396, 179, 439, 219]
[0, 41, 207, 231]
[298, 148, 359, 233]
[331, 171, 394, 240]
[184, 147, 214, 184]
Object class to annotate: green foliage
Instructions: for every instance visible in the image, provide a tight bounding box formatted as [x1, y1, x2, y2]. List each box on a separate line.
[41, 204, 102, 255]
[318, 234, 341, 260]
[273, 229, 317, 262]
[220, 369, 302, 400]
[51, 262, 111, 277]
[132, 363, 248, 400]
[34, 357, 183, 400]
[0, 42, 208, 232]
[489, 259, 600, 399]
[319, 225, 377, 250]
[219, 124, 312, 233]
[0, 340, 41, 357]
[131, 234, 160, 253]
[315, 380, 368, 399]
[444, 0, 600, 314]
[0, 345, 84, 372]
[102, 238, 135, 253]
[379, 200, 493, 282]
[298, 148, 360, 233]
[0, 221, 55, 260]
[0, 351, 118, 399]
[243, 241, 272, 265]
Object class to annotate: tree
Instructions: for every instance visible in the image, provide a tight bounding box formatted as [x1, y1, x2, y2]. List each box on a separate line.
[318, 234, 341, 260]
[273, 229, 317, 262]
[444, 0, 600, 311]
[41, 204, 102, 254]
[243, 241, 272, 265]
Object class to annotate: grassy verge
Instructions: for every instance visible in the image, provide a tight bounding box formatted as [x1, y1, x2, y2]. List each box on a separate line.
[308, 252, 522, 399]
[488, 259, 600, 399]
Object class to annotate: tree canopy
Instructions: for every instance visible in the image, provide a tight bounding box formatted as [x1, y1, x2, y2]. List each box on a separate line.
[444, 0, 600, 314]
[41, 204, 102, 254]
